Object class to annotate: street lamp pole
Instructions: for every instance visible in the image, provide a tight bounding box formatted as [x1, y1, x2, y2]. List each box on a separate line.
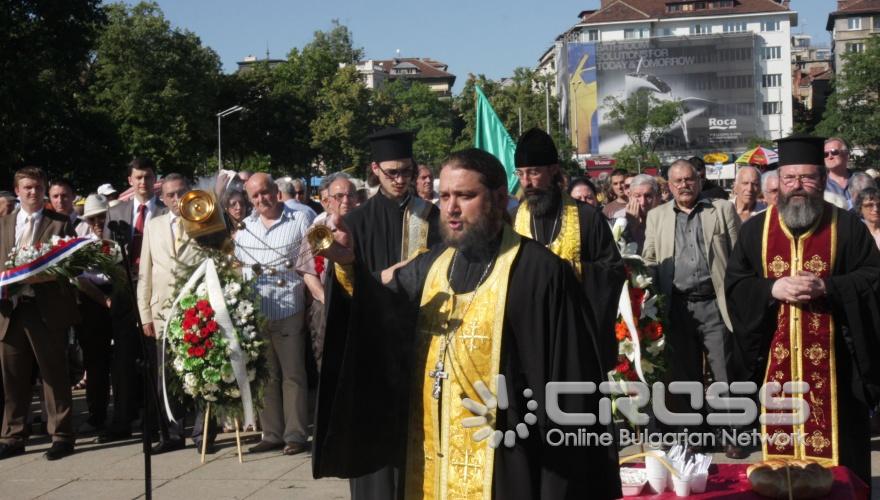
[216, 105, 244, 171]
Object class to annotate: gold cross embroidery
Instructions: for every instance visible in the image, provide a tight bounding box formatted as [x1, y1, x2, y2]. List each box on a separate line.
[459, 320, 489, 351]
[773, 344, 790, 363]
[768, 255, 790, 278]
[450, 449, 482, 497]
[805, 343, 828, 366]
[803, 254, 828, 274]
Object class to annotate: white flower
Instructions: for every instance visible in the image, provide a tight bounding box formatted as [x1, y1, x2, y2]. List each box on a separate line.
[183, 385, 195, 396]
[631, 272, 653, 289]
[173, 358, 185, 373]
[619, 338, 636, 361]
[226, 388, 241, 398]
[641, 359, 656, 374]
[204, 382, 219, 393]
[204, 394, 217, 402]
[222, 370, 236, 384]
[646, 337, 665, 356]
[224, 282, 241, 296]
[225, 296, 238, 306]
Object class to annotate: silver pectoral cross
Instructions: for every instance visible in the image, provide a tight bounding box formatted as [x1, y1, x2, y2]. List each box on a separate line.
[429, 360, 448, 399]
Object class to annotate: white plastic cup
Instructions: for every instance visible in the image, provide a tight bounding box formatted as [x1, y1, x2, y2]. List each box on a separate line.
[689, 471, 708, 494]
[672, 474, 691, 497]
[645, 451, 669, 493]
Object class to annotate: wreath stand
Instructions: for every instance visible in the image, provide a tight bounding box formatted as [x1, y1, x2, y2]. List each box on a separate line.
[200, 402, 244, 464]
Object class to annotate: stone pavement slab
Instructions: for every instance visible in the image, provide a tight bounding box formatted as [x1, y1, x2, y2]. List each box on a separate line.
[0, 391, 874, 499]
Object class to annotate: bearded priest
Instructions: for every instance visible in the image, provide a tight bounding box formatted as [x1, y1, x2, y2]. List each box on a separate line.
[313, 149, 621, 499]
[725, 135, 880, 485]
[512, 128, 625, 370]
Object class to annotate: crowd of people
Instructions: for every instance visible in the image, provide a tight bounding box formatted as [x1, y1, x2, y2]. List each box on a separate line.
[0, 128, 878, 500]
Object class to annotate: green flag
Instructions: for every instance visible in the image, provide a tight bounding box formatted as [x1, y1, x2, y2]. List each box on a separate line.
[474, 86, 519, 193]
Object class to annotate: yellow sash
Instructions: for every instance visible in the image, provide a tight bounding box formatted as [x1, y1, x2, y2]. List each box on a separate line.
[404, 225, 521, 500]
[514, 193, 582, 279]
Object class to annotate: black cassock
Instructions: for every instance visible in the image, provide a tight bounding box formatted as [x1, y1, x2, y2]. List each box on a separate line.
[526, 197, 625, 371]
[725, 206, 880, 484]
[313, 191, 440, 493]
[314, 228, 622, 499]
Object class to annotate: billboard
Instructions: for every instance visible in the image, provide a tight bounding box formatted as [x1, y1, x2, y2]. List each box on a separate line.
[565, 34, 761, 156]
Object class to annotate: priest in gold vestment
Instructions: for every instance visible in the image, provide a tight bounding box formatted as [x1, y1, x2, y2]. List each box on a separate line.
[512, 128, 625, 370]
[726, 135, 880, 485]
[313, 148, 621, 499]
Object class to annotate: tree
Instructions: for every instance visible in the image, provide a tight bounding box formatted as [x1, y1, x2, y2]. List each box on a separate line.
[816, 37, 880, 168]
[0, 1, 109, 188]
[309, 65, 373, 171]
[603, 90, 683, 172]
[86, 2, 222, 178]
[373, 80, 454, 166]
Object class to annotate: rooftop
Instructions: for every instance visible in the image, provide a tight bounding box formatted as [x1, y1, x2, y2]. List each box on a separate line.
[576, 0, 791, 25]
[826, 0, 880, 30]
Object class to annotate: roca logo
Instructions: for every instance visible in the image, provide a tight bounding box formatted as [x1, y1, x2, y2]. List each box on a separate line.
[709, 118, 737, 131]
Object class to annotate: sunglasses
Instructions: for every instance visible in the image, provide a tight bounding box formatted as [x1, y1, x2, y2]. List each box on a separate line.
[824, 149, 845, 158]
[376, 165, 414, 180]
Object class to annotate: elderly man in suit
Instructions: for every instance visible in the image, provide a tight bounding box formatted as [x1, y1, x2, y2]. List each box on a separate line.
[642, 159, 743, 458]
[136, 173, 217, 453]
[98, 157, 166, 444]
[0, 166, 80, 460]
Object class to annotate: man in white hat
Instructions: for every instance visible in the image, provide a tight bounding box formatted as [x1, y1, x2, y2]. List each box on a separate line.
[75, 194, 115, 433]
[97, 183, 120, 207]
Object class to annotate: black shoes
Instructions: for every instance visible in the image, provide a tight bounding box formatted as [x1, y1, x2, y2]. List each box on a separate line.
[0, 443, 25, 460]
[194, 440, 217, 455]
[282, 442, 308, 456]
[44, 441, 75, 461]
[151, 439, 185, 455]
[248, 440, 284, 453]
[96, 430, 132, 444]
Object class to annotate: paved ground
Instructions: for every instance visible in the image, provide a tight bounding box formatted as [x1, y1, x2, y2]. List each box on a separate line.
[0, 390, 876, 499]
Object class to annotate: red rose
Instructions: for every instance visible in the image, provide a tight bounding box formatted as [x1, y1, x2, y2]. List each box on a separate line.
[101, 241, 111, 255]
[201, 307, 214, 318]
[205, 339, 214, 349]
[626, 369, 640, 381]
[615, 358, 631, 374]
[196, 300, 210, 310]
[645, 322, 663, 341]
[206, 320, 219, 333]
[199, 327, 211, 339]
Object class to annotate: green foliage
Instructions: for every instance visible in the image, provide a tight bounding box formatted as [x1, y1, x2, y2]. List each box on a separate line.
[743, 136, 776, 150]
[602, 90, 682, 173]
[613, 144, 661, 173]
[309, 65, 373, 171]
[816, 36, 880, 168]
[87, 2, 222, 178]
[373, 80, 455, 166]
[0, 0, 109, 188]
[454, 70, 559, 152]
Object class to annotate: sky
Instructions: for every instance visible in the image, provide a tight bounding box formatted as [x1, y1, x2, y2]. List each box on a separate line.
[131, 0, 832, 94]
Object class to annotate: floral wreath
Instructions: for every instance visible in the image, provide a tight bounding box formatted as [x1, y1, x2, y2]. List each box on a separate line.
[163, 249, 268, 423]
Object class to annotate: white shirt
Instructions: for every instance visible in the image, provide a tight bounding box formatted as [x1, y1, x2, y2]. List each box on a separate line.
[15, 208, 43, 246]
[131, 197, 158, 236]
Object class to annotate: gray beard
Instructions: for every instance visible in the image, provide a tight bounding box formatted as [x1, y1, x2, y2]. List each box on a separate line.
[778, 191, 824, 230]
[525, 186, 561, 217]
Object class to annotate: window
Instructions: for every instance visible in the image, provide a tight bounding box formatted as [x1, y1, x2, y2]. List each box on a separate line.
[624, 29, 637, 39]
[762, 74, 782, 88]
[848, 17, 862, 30]
[761, 21, 780, 32]
[588, 29, 599, 41]
[658, 27, 673, 37]
[690, 24, 710, 35]
[874, 16, 880, 29]
[846, 42, 865, 53]
[761, 46, 781, 60]
[724, 22, 747, 33]
[762, 102, 781, 115]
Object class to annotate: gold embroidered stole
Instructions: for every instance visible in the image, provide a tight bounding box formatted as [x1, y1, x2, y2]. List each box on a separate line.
[402, 196, 433, 260]
[514, 193, 582, 279]
[404, 226, 521, 500]
[761, 204, 839, 466]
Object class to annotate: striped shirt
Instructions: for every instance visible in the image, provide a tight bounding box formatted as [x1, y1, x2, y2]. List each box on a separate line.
[234, 206, 310, 320]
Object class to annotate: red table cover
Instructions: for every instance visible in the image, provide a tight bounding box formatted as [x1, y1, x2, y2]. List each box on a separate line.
[622, 464, 868, 499]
